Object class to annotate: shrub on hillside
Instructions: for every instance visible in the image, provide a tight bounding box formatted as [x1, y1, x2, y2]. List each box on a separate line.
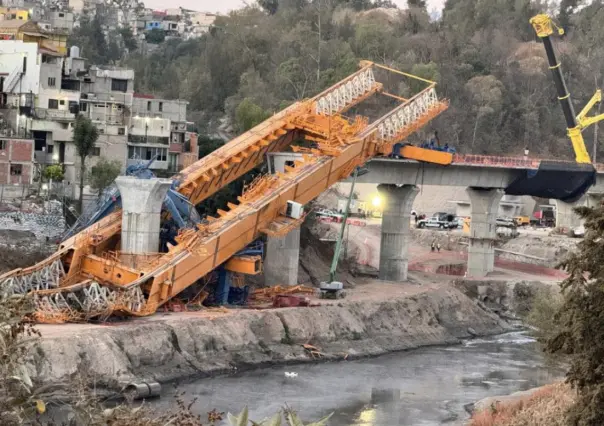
[525, 288, 564, 343]
[470, 383, 574, 426]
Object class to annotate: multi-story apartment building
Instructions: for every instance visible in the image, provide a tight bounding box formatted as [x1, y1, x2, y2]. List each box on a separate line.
[131, 95, 189, 173]
[0, 19, 197, 199]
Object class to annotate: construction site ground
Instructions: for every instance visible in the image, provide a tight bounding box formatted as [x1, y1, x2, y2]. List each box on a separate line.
[11, 217, 571, 391]
[25, 221, 568, 340]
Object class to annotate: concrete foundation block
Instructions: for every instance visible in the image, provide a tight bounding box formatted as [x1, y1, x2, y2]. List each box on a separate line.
[378, 184, 419, 282]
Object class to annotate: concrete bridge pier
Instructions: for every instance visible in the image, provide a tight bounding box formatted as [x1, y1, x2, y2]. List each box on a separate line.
[467, 187, 504, 277]
[378, 184, 419, 282]
[115, 176, 172, 255]
[555, 193, 603, 231]
[264, 228, 300, 286]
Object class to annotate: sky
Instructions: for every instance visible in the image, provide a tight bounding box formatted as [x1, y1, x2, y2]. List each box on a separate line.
[142, 0, 447, 15]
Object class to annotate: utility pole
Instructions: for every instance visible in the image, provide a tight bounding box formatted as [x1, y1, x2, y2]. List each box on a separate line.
[594, 76, 600, 164]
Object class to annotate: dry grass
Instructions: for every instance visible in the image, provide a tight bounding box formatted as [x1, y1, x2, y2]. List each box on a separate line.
[469, 383, 576, 426]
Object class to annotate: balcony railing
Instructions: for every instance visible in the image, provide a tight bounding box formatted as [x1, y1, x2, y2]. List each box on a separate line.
[33, 109, 76, 121]
[128, 135, 170, 145]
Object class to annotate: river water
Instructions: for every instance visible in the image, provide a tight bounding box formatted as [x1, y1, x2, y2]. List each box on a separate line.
[158, 332, 564, 425]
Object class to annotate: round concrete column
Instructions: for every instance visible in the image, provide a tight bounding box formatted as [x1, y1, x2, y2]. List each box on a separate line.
[378, 184, 419, 282]
[466, 187, 504, 277]
[115, 177, 172, 255]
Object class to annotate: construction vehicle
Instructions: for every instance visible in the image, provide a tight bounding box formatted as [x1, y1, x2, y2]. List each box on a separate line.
[513, 14, 600, 202]
[0, 61, 450, 322]
[513, 216, 530, 227]
[390, 130, 455, 166]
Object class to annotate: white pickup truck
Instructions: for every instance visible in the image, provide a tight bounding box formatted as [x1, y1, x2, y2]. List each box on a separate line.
[417, 216, 457, 229]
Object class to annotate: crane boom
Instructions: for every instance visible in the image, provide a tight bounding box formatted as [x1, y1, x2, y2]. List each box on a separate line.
[530, 14, 604, 164]
[0, 61, 449, 322]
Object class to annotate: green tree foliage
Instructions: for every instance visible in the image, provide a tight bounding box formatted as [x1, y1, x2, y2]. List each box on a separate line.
[145, 28, 166, 44]
[408, 0, 426, 8]
[119, 26, 138, 52]
[198, 136, 225, 159]
[258, 0, 279, 15]
[68, 15, 108, 65]
[235, 98, 271, 132]
[87, 158, 121, 196]
[547, 203, 604, 425]
[117, 0, 604, 160]
[73, 116, 99, 213]
[43, 165, 64, 182]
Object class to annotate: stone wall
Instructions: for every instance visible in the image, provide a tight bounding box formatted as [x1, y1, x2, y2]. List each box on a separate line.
[28, 286, 510, 388]
[0, 211, 65, 240]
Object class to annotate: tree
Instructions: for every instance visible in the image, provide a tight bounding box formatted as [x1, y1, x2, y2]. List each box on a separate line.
[73, 116, 99, 213]
[547, 203, 604, 425]
[43, 164, 64, 182]
[68, 15, 109, 65]
[119, 26, 138, 52]
[258, 0, 279, 15]
[145, 28, 166, 44]
[87, 158, 121, 196]
[407, 0, 426, 8]
[198, 136, 224, 159]
[235, 98, 270, 132]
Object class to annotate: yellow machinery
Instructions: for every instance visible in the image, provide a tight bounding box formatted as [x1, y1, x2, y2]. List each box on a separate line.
[530, 14, 604, 164]
[0, 61, 448, 322]
[502, 14, 599, 202]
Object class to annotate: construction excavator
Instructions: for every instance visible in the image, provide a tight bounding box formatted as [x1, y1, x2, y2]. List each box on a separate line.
[507, 14, 602, 202]
[0, 61, 450, 323]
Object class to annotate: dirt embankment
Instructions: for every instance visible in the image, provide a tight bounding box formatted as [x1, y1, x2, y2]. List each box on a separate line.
[28, 285, 510, 389]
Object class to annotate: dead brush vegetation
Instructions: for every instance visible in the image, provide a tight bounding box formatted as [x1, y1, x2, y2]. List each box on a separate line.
[469, 383, 575, 426]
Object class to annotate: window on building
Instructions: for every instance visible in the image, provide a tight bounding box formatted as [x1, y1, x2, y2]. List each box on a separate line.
[159, 102, 163, 112]
[22, 56, 26, 73]
[91, 147, 101, 156]
[128, 146, 167, 161]
[80, 103, 87, 112]
[118, 127, 125, 135]
[147, 101, 151, 111]
[48, 99, 59, 109]
[59, 100, 65, 106]
[59, 12, 65, 17]
[111, 79, 128, 93]
[10, 164, 22, 176]
[47, 145, 54, 154]
[48, 77, 56, 87]
[0, 140, 6, 150]
[98, 128, 104, 134]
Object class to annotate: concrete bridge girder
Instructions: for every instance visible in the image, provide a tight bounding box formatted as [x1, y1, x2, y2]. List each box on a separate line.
[354, 159, 523, 188]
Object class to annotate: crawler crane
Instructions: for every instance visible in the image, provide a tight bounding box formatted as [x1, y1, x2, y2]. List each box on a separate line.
[509, 14, 601, 200]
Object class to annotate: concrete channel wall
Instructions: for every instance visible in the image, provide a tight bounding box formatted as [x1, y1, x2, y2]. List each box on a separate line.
[27, 286, 510, 389]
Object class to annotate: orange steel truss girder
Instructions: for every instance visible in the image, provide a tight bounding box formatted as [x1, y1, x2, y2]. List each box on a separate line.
[0, 61, 449, 321]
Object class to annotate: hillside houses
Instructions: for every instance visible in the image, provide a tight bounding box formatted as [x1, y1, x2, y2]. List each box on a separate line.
[0, 19, 198, 200]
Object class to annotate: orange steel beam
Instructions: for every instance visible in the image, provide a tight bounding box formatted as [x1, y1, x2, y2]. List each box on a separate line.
[57, 91, 446, 311]
[0, 61, 449, 321]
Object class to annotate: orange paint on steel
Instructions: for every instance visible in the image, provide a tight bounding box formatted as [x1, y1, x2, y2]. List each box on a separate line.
[224, 255, 262, 275]
[2, 62, 453, 320]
